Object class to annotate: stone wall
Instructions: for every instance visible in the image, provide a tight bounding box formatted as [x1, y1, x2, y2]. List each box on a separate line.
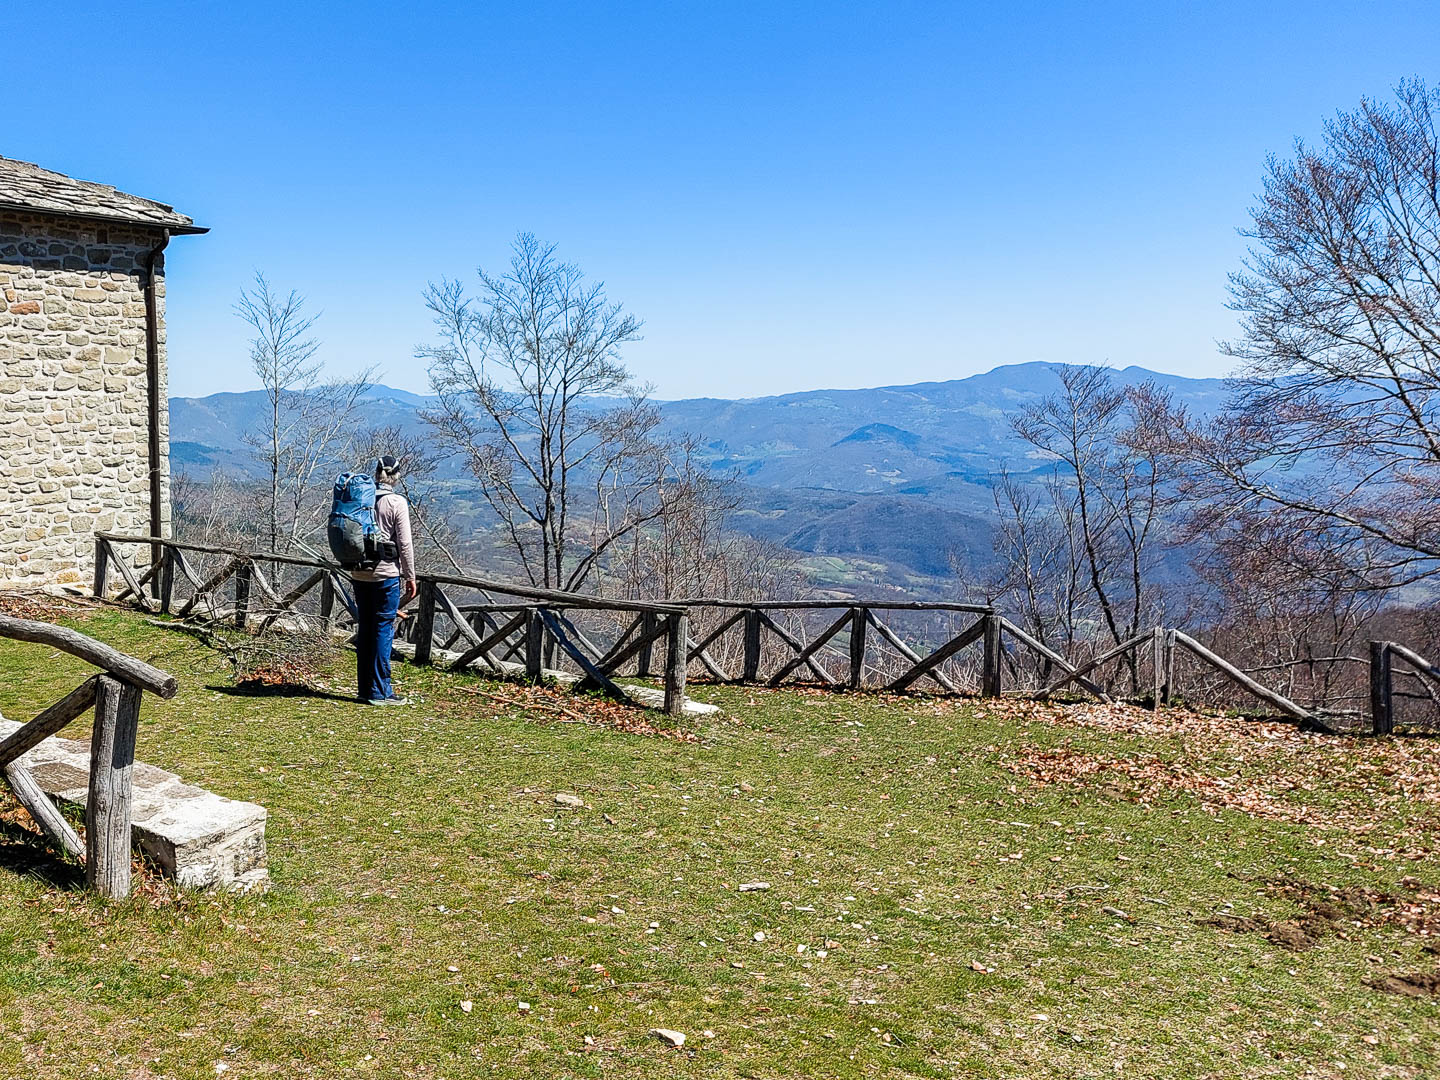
[0, 211, 169, 584]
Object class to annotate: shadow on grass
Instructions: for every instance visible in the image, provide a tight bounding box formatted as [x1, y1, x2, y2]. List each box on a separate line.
[0, 821, 84, 890]
[207, 682, 359, 704]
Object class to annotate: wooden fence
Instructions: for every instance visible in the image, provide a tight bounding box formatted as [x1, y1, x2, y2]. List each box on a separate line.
[88, 535, 1154, 712]
[0, 613, 177, 898]
[93, 533, 1437, 734]
[94, 535, 1018, 711]
[1368, 640, 1440, 736]
[94, 532, 693, 714]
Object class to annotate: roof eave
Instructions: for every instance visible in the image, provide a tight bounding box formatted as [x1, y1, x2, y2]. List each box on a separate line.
[0, 201, 208, 236]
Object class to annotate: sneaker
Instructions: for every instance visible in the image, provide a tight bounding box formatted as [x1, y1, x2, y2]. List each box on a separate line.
[366, 695, 409, 706]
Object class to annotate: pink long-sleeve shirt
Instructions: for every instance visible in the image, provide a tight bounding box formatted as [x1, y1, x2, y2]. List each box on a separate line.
[348, 489, 416, 583]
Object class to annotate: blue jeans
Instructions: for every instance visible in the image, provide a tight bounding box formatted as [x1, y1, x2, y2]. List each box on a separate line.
[353, 577, 401, 702]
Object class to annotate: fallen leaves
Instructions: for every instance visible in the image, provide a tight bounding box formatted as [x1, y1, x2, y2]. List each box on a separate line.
[449, 683, 699, 742]
[996, 699, 1440, 855]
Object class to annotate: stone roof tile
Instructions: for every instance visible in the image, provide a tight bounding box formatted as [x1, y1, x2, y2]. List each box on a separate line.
[0, 155, 206, 234]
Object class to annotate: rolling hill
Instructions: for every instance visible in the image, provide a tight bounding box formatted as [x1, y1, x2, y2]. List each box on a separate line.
[169, 363, 1232, 590]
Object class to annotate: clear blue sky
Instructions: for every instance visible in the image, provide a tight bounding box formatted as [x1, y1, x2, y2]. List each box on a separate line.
[8, 2, 1438, 399]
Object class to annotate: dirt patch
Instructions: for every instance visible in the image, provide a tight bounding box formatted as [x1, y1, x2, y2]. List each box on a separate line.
[1270, 875, 1440, 939]
[1201, 875, 1440, 954]
[1364, 969, 1440, 997]
[1201, 912, 1330, 951]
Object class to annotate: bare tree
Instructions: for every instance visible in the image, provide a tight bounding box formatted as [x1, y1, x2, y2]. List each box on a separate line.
[418, 233, 692, 592]
[235, 272, 374, 553]
[1159, 80, 1440, 591]
[1011, 366, 1166, 655]
[597, 442, 802, 604]
[171, 469, 259, 572]
[989, 466, 1088, 656]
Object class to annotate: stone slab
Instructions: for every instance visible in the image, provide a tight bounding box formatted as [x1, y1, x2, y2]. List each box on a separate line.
[0, 717, 268, 891]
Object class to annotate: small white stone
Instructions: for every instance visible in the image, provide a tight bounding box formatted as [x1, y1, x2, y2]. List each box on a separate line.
[651, 1028, 686, 1047]
[554, 793, 584, 808]
[517, 1001, 531, 1013]
[459, 1000, 473, 1013]
[738, 882, 770, 892]
[753, 931, 765, 942]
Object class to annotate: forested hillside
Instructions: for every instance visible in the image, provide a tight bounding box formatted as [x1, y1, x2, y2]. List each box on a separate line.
[170, 362, 1226, 590]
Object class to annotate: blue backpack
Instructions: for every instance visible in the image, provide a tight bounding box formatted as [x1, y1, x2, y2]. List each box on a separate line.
[328, 472, 381, 569]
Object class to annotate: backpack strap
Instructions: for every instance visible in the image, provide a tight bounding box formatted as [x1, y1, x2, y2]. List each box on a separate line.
[372, 487, 405, 561]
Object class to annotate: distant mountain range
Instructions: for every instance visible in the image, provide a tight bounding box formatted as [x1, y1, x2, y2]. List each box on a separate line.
[169, 363, 1233, 592]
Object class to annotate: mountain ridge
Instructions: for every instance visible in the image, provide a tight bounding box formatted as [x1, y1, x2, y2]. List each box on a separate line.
[169, 362, 1232, 590]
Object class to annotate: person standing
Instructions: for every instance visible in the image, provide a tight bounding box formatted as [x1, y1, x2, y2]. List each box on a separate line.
[349, 455, 417, 705]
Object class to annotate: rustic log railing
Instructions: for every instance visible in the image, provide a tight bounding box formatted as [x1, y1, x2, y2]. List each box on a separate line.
[1029, 623, 1327, 727]
[95, 533, 694, 715]
[97, 535, 1015, 709]
[99, 534, 1402, 731]
[663, 600, 1011, 696]
[0, 613, 178, 898]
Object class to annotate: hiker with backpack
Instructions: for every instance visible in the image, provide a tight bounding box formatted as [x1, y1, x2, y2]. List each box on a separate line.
[327, 455, 417, 705]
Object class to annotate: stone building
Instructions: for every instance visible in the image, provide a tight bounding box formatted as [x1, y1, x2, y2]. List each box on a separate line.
[0, 156, 205, 584]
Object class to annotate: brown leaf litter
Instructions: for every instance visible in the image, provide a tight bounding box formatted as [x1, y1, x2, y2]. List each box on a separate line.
[446, 681, 699, 742]
[993, 700, 1440, 851]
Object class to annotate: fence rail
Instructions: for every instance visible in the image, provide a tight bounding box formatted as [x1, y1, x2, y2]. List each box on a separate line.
[94, 534, 1012, 713]
[0, 613, 177, 898]
[94, 534, 1437, 735]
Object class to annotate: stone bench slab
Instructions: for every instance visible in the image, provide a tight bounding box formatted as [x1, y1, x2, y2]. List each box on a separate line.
[0, 717, 268, 891]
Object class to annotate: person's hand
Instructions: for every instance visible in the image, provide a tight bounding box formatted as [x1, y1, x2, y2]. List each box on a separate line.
[402, 578, 418, 606]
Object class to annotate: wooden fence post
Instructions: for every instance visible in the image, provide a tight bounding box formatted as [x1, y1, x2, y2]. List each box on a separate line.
[87, 675, 142, 898]
[158, 547, 175, 615]
[1370, 640, 1393, 736]
[320, 574, 337, 628]
[92, 537, 110, 599]
[848, 606, 867, 690]
[413, 580, 436, 665]
[1151, 626, 1165, 710]
[233, 562, 253, 630]
[665, 611, 689, 716]
[1161, 629, 1176, 705]
[742, 608, 762, 683]
[981, 612, 1002, 698]
[636, 612, 658, 678]
[525, 609, 545, 682]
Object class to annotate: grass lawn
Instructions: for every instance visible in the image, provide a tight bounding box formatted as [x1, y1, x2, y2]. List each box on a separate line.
[0, 605, 1436, 1079]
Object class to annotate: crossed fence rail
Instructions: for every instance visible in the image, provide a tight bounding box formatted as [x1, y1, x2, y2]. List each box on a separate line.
[92, 533, 1436, 734]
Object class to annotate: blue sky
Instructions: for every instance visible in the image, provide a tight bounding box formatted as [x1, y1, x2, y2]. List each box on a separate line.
[8, 2, 1439, 399]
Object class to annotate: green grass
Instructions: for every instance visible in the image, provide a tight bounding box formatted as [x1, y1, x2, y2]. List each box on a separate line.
[0, 609, 1436, 1079]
